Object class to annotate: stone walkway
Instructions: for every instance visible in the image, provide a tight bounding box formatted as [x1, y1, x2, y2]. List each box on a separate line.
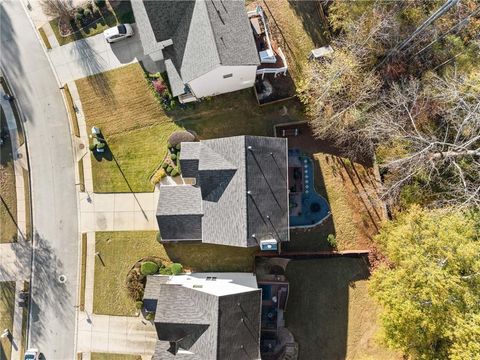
[0, 85, 30, 360]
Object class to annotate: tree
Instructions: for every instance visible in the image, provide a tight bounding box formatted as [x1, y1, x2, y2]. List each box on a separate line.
[371, 72, 480, 208]
[300, 7, 393, 161]
[370, 206, 480, 359]
[40, 0, 74, 21]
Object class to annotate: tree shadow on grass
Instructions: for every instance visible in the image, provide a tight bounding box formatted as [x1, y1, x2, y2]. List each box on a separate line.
[286, 0, 330, 47]
[72, 36, 115, 101]
[285, 257, 370, 359]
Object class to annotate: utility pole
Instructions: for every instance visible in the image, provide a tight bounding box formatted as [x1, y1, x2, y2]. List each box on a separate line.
[379, 0, 460, 67]
[397, 0, 460, 52]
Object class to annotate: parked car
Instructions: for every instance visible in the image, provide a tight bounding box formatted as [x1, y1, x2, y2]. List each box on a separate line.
[24, 349, 40, 360]
[103, 24, 134, 43]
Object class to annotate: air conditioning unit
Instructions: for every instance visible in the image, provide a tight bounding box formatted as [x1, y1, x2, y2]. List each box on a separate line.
[260, 239, 278, 251]
[259, 49, 276, 64]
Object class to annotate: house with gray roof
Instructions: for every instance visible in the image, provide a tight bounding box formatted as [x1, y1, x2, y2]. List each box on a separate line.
[143, 273, 261, 359]
[132, 0, 260, 103]
[157, 135, 289, 249]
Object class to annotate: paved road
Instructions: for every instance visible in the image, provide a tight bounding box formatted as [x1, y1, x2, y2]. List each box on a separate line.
[1, 1, 79, 359]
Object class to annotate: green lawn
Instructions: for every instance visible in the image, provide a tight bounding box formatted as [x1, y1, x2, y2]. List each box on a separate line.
[0, 106, 17, 243]
[285, 259, 401, 360]
[77, 62, 305, 193]
[0, 282, 16, 360]
[76, 63, 182, 193]
[91, 353, 141, 360]
[93, 231, 256, 316]
[49, 0, 135, 46]
[174, 90, 306, 140]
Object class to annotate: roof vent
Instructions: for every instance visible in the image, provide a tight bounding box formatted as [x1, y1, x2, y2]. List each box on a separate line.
[247, 146, 253, 151]
[247, 190, 252, 196]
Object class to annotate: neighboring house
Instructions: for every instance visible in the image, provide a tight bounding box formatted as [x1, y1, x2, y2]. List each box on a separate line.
[132, 0, 260, 103]
[143, 273, 262, 359]
[156, 135, 289, 249]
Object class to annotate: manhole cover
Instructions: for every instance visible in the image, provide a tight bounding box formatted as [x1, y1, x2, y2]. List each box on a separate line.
[79, 143, 85, 150]
[58, 275, 67, 283]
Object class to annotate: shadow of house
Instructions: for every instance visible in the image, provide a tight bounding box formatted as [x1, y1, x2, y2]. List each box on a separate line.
[285, 257, 370, 359]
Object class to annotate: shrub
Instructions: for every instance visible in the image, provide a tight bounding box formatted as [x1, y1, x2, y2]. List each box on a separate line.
[162, 162, 169, 169]
[135, 300, 143, 310]
[75, 12, 84, 21]
[84, 8, 91, 17]
[89, 143, 96, 151]
[170, 263, 183, 275]
[151, 168, 166, 185]
[152, 79, 167, 95]
[145, 312, 155, 321]
[170, 153, 177, 161]
[167, 131, 197, 147]
[327, 234, 337, 249]
[140, 261, 159, 275]
[176, 144, 181, 150]
[171, 169, 179, 177]
[166, 166, 173, 173]
[126, 270, 144, 300]
[76, 7, 84, 14]
[159, 263, 183, 275]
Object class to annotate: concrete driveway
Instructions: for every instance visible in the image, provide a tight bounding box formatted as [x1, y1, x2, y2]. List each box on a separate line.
[48, 27, 141, 83]
[47, 24, 161, 84]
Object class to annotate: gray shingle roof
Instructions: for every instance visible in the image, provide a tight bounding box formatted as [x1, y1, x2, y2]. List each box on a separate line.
[157, 186, 203, 240]
[158, 186, 203, 215]
[133, 0, 259, 91]
[205, 0, 260, 66]
[158, 136, 289, 247]
[165, 59, 186, 97]
[145, 277, 261, 359]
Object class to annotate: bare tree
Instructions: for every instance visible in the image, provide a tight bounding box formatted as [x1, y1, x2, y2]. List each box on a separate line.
[369, 72, 480, 208]
[40, 0, 75, 21]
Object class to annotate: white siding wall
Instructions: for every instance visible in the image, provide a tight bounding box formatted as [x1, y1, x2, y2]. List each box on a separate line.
[187, 65, 257, 98]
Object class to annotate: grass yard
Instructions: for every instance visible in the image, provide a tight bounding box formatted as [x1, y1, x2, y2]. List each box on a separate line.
[77, 63, 305, 193]
[0, 106, 17, 243]
[49, 0, 135, 46]
[91, 353, 141, 360]
[174, 91, 306, 140]
[290, 152, 385, 252]
[38, 27, 52, 50]
[93, 231, 256, 316]
[285, 259, 401, 360]
[0, 282, 16, 360]
[76, 63, 182, 193]
[250, 0, 329, 87]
